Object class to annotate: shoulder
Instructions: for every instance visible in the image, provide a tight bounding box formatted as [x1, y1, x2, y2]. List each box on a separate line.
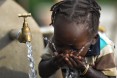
[95, 33, 117, 76]
[99, 33, 115, 57]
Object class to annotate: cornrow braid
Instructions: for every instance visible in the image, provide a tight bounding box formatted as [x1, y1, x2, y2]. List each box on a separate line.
[50, 0, 101, 34]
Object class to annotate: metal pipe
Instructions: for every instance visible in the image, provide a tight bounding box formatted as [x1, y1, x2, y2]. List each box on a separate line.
[40, 26, 54, 35]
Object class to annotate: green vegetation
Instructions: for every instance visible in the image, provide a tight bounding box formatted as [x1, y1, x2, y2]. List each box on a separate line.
[98, 0, 117, 4]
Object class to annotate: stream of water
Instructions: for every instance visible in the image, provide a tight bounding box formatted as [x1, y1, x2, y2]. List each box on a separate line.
[26, 42, 37, 78]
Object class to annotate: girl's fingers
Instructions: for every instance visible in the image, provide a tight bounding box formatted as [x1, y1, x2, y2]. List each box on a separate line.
[77, 56, 84, 61]
[69, 57, 77, 68]
[71, 56, 83, 65]
[64, 57, 73, 68]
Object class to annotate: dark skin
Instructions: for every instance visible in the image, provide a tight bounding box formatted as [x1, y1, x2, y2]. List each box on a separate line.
[39, 16, 116, 78]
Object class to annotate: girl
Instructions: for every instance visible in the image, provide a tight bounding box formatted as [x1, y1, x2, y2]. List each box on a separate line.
[39, 0, 117, 78]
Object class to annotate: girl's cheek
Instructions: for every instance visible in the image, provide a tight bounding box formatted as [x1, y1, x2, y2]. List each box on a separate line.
[73, 49, 87, 57]
[80, 49, 88, 57]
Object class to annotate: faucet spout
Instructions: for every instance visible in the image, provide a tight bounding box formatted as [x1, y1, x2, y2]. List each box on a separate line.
[18, 22, 31, 43]
[18, 13, 32, 43]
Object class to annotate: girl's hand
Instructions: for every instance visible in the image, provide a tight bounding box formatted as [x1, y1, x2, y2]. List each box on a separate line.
[52, 53, 66, 67]
[64, 53, 86, 71]
[52, 50, 72, 67]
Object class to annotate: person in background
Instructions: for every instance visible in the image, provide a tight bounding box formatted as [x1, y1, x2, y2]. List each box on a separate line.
[39, 0, 117, 78]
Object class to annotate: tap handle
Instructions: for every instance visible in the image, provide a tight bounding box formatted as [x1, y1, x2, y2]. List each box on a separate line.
[18, 13, 31, 22]
[18, 13, 31, 18]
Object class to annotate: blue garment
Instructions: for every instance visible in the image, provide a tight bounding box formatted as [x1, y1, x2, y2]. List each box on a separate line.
[86, 35, 107, 57]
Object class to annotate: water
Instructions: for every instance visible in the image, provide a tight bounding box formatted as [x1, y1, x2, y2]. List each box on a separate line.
[44, 37, 57, 51]
[44, 37, 74, 78]
[26, 42, 37, 78]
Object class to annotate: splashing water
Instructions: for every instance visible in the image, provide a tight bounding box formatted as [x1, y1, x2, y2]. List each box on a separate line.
[44, 37, 74, 78]
[26, 42, 37, 78]
[44, 37, 57, 52]
[44, 37, 83, 78]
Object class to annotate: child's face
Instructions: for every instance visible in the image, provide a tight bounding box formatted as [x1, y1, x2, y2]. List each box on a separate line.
[53, 16, 94, 57]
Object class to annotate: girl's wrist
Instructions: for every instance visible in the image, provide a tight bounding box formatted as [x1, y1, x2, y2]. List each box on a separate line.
[82, 64, 89, 75]
[78, 63, 88, 73]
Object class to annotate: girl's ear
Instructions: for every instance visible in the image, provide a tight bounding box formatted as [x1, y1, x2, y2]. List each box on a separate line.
[91, 34, 98, 45]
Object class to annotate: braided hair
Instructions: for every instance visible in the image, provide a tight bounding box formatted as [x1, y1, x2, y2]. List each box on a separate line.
[50, 0, 101, 35]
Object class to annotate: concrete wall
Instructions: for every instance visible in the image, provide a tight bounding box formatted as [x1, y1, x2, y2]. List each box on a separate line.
[0, 0, 44, 78]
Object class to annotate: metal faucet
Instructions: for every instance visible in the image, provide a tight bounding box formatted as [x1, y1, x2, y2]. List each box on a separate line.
[17, 13, 32, 43]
